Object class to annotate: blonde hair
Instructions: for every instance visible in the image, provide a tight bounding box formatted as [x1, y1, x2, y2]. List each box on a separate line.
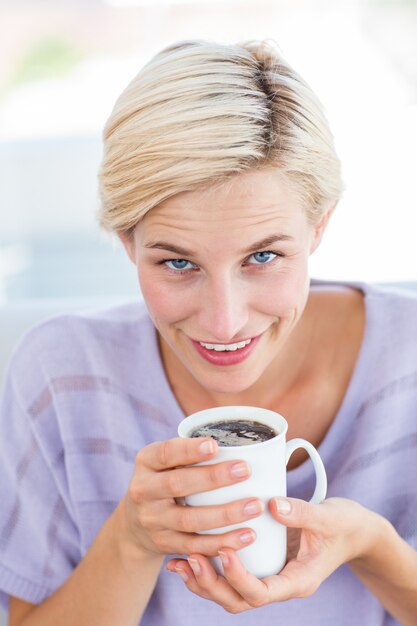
[98, 39, 343, 235]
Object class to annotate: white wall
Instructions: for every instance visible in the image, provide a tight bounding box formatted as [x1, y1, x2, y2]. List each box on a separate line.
[0, 135, 102, 241]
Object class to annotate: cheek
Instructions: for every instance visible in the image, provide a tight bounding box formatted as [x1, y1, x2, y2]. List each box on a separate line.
[137, 269, 193, 322]
[252, 262, 310, 318]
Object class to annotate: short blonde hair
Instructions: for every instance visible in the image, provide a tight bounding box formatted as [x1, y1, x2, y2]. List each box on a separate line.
[98, 39, 343, 235]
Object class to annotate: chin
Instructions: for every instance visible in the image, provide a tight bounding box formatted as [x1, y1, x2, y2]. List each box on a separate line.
[195, 369, 260, 396]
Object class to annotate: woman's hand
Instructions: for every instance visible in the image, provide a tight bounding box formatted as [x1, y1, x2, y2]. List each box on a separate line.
[166, 496, 382, 612]
[118, 436, 265, 559]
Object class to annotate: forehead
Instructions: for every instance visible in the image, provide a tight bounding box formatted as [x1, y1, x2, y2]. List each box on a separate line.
[136, 169, 308, 243]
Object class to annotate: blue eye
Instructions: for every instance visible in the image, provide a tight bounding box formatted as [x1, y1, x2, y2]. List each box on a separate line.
[248, 251, 278, 264]
[159, 250, 283, 275]
[165, 259, 194, 271]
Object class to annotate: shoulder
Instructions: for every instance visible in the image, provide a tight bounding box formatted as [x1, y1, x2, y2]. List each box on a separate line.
[362, 282, 417, 345]
[351, 282, 417, 402]
[4, 300, 154, 395]
[366, 280, 417, 311]
[310, 278, 417, 379]
[311, 278, 417, 330]
[12, 299, 150, 350]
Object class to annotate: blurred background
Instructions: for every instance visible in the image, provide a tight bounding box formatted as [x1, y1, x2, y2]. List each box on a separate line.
[0, 0, 416, 307]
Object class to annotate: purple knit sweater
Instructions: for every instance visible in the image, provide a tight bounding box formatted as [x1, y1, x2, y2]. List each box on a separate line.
[0, 279, 416, 625]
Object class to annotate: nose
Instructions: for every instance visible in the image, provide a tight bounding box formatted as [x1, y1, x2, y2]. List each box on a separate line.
[196, 273, 249, 342]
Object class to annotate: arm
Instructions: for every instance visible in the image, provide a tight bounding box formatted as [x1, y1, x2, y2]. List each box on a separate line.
[18, 499, 164, 626]
[348, 516, 417, 626]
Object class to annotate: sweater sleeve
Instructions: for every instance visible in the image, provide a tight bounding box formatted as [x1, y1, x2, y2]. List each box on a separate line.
[0, 329, 81, 611]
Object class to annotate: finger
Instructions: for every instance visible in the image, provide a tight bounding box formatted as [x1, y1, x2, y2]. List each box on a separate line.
[263, 558, 322, 601]
[162, 525, 257, 557]
[162, 498, 264, 532]
[269, 497, 323, 532]
[218, 548, 320, 604]
[175, 554, 251, 614]
[167, 559, 216, 601]
[166, 557, 183, 572]
[216, 548, 271, 607]
[138, 458, 251, 499]
[137, 437, 218, 471]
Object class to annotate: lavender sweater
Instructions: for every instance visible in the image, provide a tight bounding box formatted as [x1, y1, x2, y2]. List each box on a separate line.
[0, 279, 416, 625]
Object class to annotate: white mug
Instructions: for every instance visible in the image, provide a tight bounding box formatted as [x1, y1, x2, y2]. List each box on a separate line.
[177, 405, 327, 579]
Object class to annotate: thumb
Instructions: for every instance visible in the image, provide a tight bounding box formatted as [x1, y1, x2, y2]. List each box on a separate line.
[269, 497, 322, 530]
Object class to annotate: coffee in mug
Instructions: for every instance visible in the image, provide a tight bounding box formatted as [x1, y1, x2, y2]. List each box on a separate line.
[189, 419, 278, 446]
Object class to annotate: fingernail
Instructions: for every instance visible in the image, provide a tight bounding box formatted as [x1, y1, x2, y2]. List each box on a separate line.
[244, 499, 263, 516]
[175, 567, 189, 582]
[188, 557, 201, 576]
[239, 531, 255, 544]
[218, 550, 229, 567]
[230, 462, 249, 478]
[274, 497, 292, 514]
[199, 440, 214, 455]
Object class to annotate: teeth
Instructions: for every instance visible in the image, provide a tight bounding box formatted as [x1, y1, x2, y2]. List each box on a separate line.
[199, 339, 252, 351]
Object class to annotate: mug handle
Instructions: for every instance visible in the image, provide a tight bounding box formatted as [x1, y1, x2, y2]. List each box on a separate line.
[285, 438, 327, 503]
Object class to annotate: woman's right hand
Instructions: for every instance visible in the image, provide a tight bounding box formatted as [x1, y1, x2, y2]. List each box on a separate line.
[118, 436, 264, 559]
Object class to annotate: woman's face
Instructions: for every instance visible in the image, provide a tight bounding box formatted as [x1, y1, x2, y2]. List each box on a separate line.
[121, 169, 330, 394]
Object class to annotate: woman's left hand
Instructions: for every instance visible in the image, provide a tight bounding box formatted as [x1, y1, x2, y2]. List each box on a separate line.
[166, 496, 381, 613]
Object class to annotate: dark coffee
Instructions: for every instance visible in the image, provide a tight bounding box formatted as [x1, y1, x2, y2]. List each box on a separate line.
[189, 419, 278, 447]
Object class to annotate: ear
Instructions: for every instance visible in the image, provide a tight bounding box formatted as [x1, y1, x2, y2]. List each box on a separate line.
[309, 204, 335, 254]
[118, 231, 136, 265]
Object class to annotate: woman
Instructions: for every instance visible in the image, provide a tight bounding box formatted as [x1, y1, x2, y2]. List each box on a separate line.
[1, 40, 416, 626]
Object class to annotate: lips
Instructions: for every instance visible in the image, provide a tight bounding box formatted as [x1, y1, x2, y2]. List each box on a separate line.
[190, 334, 262, 366]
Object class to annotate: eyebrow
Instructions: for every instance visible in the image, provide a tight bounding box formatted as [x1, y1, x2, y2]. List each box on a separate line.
[144, 234, 294, 257]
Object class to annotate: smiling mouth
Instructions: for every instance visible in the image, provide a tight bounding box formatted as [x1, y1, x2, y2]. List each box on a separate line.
[197, 338, 253, 352]
[189, 333, 263, 366]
